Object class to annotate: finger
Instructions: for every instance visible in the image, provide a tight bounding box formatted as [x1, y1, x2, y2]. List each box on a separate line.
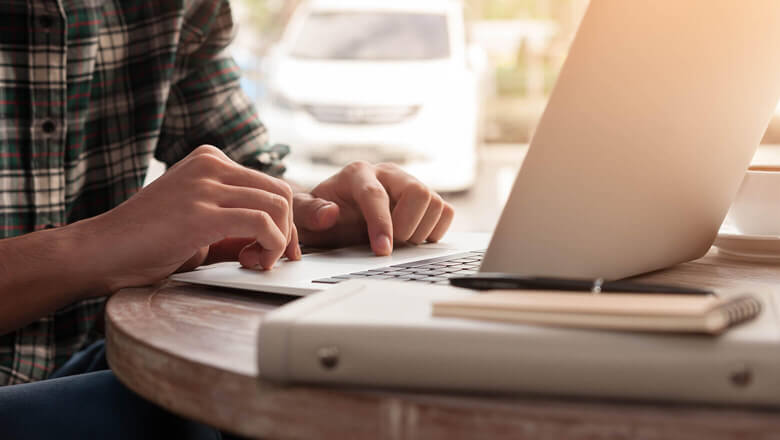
[204, 238, 256, 265]
[427, 202, 455, 243]
[188, 144, 232, 161]
[292, 192, 340, 231]
[191, 151, 294, 247]
[287, 201, 297, 258]
[171, 145, 230, 169]
[214, 184, 291, 241]
[215, 162, 293, 203]
[408, 195, 444, 245]
[285, 223, 301, 260]
[238, 242, 263, 268]
[390, 182, 431, 242]
[185, 151, 295, 220]
[375, 165, 432, 242]
[289, 193, 294, 243]
[346, 163, 393, 255]
[176, 247, 210, 273]
[216, 208, 287, 269]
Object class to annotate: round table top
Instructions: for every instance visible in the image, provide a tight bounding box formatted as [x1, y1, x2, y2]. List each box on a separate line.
[105, 250, 780, 439]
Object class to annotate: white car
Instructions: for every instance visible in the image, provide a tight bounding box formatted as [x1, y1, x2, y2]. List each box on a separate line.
[259, 0, 486, 192]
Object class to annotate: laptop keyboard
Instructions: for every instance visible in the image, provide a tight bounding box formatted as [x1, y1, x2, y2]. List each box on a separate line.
[312, 250, 485, 285]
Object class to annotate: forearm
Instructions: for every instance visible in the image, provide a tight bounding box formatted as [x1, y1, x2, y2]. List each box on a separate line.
[0, 221, 108, 334]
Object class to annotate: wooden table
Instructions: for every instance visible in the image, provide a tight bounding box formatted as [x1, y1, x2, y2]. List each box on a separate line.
[106, 250, 780, 439]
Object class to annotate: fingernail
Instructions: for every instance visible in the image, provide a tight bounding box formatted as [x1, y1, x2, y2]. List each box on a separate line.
[375, 234, 392, 256]
[316, 202, 334, 223]
[240, 247, 261, 269]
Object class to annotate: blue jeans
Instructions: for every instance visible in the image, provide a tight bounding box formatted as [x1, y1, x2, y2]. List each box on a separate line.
[0, 340, 231, 439]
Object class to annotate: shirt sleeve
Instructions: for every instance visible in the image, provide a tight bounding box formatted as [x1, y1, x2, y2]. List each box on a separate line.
[154, 0, 287, 176]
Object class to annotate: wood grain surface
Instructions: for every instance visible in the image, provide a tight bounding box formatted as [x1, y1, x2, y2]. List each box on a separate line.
[106, 250, 780, 439]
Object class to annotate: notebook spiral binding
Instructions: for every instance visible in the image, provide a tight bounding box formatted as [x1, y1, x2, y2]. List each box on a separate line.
[723, 296, 763, 327]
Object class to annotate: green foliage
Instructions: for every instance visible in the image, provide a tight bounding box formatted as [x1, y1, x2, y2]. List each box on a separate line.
[465, 0, 561, 20]
[495, 64, 557, 96]
[238, 0, 286, 34]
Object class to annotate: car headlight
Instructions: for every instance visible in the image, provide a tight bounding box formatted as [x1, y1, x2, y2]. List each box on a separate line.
[270, 90, 299, 112]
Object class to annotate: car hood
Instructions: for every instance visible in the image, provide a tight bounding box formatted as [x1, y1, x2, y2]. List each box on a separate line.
[268, 57, 463, 106]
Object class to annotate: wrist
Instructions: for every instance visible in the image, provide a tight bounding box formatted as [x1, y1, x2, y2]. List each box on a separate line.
[0, 221, 116, 334]
[62, 216, 123, 296]
[51, 218, 115, 298]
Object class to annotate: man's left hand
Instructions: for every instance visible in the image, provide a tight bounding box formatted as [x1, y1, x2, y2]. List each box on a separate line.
[293, 161, 455, 255]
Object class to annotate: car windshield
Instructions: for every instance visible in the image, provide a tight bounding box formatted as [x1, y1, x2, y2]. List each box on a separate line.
[291, 12, 450, 61]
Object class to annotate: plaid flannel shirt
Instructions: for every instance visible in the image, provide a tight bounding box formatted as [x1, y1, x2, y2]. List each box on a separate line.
[0, 0, 286, 385]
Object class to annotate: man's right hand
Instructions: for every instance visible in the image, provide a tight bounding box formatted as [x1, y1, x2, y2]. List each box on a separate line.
[78, 145, 300, 294]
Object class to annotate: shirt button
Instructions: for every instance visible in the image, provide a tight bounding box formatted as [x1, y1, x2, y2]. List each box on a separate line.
[42, 120, 56, 134]
[39, 15, 54, 29]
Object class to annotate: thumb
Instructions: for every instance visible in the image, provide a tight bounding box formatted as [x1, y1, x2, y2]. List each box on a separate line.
[293, 193, 340, 231]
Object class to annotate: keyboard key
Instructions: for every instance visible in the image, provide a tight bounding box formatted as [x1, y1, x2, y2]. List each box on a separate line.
[389, 252, 477, 268]
[417, 270, 448, 276]
[424, 263, 450, 268]
[457, 257, 479, 261]
[394, 274, 423, 280]
[388, 263, 419, 269]
[414, 264, 444, 270]
[441, 266, 465, 273]
[320, 251, 485, 285]
[312, 278, 344, 284]
[351, 270, 389, 276]
[396, 268, 420, 274]
[332, 274, 365, 279]
[425, 276, 449, 282]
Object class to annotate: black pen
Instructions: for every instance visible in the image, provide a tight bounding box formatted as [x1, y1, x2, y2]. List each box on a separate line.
[449, 274, 714, 295]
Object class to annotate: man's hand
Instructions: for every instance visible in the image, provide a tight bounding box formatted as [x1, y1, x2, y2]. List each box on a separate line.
[293, 161, 454, 255]
[81, 145, 300, 292]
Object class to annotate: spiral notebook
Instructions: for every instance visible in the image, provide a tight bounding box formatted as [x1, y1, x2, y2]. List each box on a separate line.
[432, 291, 762, 335]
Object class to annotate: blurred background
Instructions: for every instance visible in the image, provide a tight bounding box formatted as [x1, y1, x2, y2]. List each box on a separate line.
[224, 0, 590, 233]
[147, 0, 780, 233]
[234, 0, 587, 147]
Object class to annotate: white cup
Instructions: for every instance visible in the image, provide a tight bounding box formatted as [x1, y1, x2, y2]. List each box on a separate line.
[728, 165, 780, 236]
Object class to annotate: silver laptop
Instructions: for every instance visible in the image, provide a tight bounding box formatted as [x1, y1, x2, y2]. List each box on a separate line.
[172, 0, 780, 296]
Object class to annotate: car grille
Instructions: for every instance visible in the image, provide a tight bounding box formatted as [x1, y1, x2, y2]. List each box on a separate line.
[310, 146, 411, 166]
[303, 105, 420, 125]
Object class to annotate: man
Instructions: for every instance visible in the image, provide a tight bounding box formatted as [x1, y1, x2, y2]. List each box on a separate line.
[0, 0, 454, 437]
